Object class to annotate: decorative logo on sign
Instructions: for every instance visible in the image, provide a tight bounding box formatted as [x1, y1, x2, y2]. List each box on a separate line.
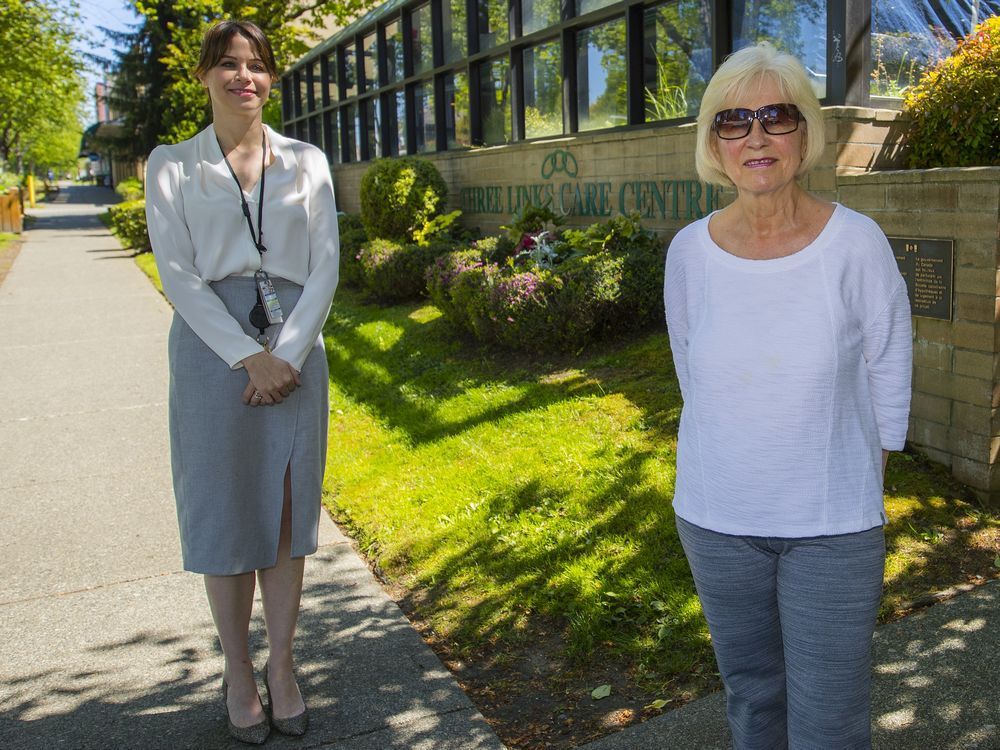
[540, 149, 578, 180]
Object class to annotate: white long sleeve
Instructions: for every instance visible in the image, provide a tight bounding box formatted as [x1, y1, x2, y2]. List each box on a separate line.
[145, 124, 339, 370]
[663, 204, 912, 537]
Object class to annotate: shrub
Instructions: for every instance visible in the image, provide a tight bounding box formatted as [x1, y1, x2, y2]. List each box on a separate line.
[0, 172, 20, 191]
[337, 212, 368, 288]
[115, 177, 144, 201]
[108, 199, 151, 252]
[472, 234, 517, 264]
[359, 157, 448, 242]
[426, 249, 485, 325]
[357, 238, 454, 303]
[902, 17, 1000, 168]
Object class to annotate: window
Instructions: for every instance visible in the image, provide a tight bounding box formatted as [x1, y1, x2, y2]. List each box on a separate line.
[477, 0, 509, 51]
[323, 110, 339, 163]
[343, 103, 360, 161]
[576, 16, 627, 131]
[415, 82, 436, 152]
[442, 0, 468, 63]
[643, 0, 711, 121]
[324, 53, 339, 104]
[480, 55, 512, 144]
[522, 0, 561, 35]
[869, 0, 992, 98]
[384, 19, 405, 82]
[362, 31, 378, 90]
[412, 3, 434, 73]
[445, 71, 472, 148]
[385, 89, 407, 155]
[281, 77, 294, 121]
[363, 97, 381, 156]
[731, 0, 826, 99]
[523, 39, 562, 138]
[308, 115, 321, 148]
[293, 70, 304, 117]
[311, 61, 322, 110]
[342, 45, 358, 98]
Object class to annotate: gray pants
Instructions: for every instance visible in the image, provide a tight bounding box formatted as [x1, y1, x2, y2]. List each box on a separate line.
[676, 516, 885, 750]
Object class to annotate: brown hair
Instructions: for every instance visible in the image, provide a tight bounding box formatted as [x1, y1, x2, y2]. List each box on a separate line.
[194, 21, 278, 82]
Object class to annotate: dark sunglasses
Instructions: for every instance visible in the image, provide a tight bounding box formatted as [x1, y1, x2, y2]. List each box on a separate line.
[712, 103, 802, 140]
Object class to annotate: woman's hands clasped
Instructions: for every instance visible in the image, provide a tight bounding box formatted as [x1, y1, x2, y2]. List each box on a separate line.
[240, 350, 301, 407]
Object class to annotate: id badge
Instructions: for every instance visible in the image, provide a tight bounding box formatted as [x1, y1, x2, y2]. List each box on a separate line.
[255, 270, 284, 325]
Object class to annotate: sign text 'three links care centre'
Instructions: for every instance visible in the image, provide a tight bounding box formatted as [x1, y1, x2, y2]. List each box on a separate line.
[459, 148, 722, 220]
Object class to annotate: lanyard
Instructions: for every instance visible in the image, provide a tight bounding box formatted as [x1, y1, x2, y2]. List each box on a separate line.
[218, 129, 268, 257]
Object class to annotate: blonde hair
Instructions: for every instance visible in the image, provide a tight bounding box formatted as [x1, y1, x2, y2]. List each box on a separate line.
[694, 43, 825, 187]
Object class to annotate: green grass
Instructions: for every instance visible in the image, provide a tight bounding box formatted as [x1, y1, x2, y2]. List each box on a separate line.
[321, 288, 1000, 690]
[133, 252, 162, 294]
[0, 232, 16, 251]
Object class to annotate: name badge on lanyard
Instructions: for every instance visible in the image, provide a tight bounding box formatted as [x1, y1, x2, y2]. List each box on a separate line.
[255, 269, 284, 325]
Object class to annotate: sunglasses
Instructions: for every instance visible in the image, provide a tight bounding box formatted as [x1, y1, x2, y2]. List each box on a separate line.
[712, 103, 802, 140]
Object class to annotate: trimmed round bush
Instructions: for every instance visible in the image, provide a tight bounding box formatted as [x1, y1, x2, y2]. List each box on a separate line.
[359, 157, 448, 242]
[114, 177, 144, 201]
[108, 199, 151, 252]
[902, 17, 1000, 168]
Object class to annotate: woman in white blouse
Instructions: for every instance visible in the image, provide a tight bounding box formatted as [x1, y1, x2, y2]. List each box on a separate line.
[145, 21, 338, 744]
[663, 44, 911, 749]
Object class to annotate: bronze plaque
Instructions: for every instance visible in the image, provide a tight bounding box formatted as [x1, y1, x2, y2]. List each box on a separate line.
[889, 237, 954, 321]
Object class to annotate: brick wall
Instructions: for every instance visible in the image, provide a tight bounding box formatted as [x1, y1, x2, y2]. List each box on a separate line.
[838, 168, 1000, 503]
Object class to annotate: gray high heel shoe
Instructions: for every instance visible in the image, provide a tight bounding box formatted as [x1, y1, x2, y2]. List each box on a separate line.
[222, 677, 271, 745]
[263, 662, 309, 736]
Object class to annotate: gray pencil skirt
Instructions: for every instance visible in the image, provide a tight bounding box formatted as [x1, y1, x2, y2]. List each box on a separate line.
[167, 276, 329, 576]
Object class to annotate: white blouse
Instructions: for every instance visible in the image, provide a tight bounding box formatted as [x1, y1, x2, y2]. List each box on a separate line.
[145, 124, 340, 371]
[663, 204, 912, 538]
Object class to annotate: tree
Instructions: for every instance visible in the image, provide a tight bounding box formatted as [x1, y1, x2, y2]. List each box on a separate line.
[104, 0, 381, 156]
[0, 0, 85, 173]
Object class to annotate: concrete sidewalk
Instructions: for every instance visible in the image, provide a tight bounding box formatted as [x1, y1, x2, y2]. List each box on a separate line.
[0, 185, 503, 750]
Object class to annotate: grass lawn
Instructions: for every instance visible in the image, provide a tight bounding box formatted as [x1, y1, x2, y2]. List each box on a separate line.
[321, 287, 1000, 747]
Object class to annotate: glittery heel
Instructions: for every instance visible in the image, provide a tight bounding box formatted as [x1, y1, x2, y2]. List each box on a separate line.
[222, 677, 271, 745]
[263, 662, 309, 736]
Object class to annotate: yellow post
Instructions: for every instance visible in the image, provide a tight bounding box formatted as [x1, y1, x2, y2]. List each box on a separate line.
[26, 174, 36, 208]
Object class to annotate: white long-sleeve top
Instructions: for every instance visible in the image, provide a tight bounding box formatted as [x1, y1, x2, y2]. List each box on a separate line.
[663, 204, 912, 537]
[145, 124, 339, 371]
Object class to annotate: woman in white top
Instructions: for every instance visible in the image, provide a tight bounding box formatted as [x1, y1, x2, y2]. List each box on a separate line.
[663, 44, 911, 749]
[145, 21, 339, 744]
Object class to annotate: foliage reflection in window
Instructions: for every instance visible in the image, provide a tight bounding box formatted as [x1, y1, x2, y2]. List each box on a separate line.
[323, 110, 339, 163]
[577, 17, 627, 131]
[325, 54, 338, 103]
[522, 0, 561, 35]
[578, 0, 618, 15]
[480, 56, 511, 144]
[443, 0, 467, 63]
[383, 90, 405, 155]
[731, 0, 826, 99]
[643, 0, 711, 121]
[384, 19, 404, 83]
[415, 82, 437, 152]
[310, 61, 322, 110]
[413, 3, 434, 73]
[445, 71, 471, 147]
[362, 32, 378, 90]
[523, 39, 563, 138]
[868, 0, 990, 97]
[342, 46, 357, 98]
[478, 0, 510, 51]
[294, 70, 305, 117]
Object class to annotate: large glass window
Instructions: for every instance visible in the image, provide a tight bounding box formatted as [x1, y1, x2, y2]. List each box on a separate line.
[385, 90, 407, 155]
[414, 82, 437, 152]
[309, 114, 321, 147]
[342, 46, 358, 98]
[643, 0, 711, 121]
[293, 70, 304, 117]
[362, 31, 378, 90]
[364, 97, 381, 156]
[281, 78, 294, 121]
[577, 17, 627, 131]
[324, 53, 339, 103]
[412, 3, 434, 73]
[523, 39, 562, 138]
[323, 110, 339, 163]
[731, 0, 826, 99]
[869, 0, 996, 98]
[310, 61, 322, 110]
[442, 0, 468, 62]
[478, 0, 510, 51]
[480, 55, 512, 144]
[445, 71, 472, 148]
[384, 19, 405, 82]
[343, 103, 359, 162]
[522, 0, 561, 35]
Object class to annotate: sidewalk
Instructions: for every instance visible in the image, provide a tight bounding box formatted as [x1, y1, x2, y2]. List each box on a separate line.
[0, 185, 503, 750]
